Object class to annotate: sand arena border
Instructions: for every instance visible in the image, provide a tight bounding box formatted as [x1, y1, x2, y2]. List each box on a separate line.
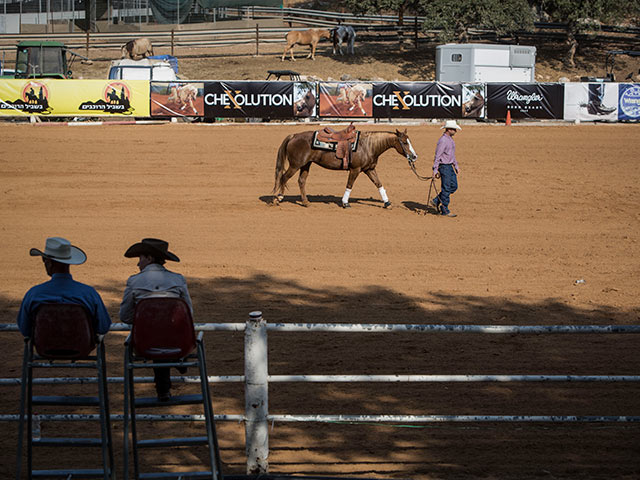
[1, 122, 640, 479]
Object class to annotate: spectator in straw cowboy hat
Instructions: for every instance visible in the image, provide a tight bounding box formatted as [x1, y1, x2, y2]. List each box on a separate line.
[119, 238, 193, 401]
[432, 119, 462, 218]
[17, 237, 111, 337]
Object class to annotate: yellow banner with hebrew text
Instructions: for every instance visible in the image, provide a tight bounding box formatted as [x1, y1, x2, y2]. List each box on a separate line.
[0, 79, 150, 116]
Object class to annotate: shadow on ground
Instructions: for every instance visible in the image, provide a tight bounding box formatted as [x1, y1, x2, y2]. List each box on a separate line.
[2, 273, 640, 479]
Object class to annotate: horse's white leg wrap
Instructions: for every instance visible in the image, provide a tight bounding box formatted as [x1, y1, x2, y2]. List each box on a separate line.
[378, 187, 389, 203]
[342, 188, 352, 205]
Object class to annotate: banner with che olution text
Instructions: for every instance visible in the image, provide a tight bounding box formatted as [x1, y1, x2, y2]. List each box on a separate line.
[0, 79, 150, 117]
[372, 82, 485, 119]
[203, 81, 317, 119]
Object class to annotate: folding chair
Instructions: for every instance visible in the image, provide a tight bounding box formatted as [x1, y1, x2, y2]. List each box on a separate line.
[123, 297, 223, 480]
[16, 303, 114, 479]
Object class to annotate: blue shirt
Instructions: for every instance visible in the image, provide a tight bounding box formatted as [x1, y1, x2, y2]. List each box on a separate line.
[17, 273, 112, 336]
[433, 133, 459, 176]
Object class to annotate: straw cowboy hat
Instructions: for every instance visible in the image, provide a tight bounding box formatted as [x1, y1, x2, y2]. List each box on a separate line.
[441, 120, 462, 130]
[30, 237, 87, 265]
[124, 238, 180, 262]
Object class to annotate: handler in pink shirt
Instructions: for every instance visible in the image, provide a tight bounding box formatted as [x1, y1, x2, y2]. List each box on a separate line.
[432, 120, 461, 218]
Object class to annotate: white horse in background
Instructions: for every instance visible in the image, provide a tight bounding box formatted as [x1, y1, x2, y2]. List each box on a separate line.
[332, 25, 356, 55]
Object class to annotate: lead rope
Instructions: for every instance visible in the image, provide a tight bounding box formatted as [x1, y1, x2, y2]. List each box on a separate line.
[407, 160, 440, 213]
[408, 160, 432, 181]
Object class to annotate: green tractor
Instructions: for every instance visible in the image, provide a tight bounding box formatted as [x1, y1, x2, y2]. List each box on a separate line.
[3, 41, 89, 79]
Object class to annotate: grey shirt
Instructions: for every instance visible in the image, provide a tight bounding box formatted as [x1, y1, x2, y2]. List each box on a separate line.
[119, 263, 193, 324]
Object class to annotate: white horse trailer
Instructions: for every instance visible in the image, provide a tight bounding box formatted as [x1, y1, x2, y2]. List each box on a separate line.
[436, 44, 536, 83]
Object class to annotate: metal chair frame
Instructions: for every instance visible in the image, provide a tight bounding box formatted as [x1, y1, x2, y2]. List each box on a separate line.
[123, 298, 223, 480]
[16, 303, 114, 479]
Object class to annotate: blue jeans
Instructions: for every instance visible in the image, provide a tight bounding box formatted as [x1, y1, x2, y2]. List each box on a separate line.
[435, 164, 458, 215]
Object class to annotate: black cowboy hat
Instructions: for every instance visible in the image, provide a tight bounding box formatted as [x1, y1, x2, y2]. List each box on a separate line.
[124, 238, 180, 262]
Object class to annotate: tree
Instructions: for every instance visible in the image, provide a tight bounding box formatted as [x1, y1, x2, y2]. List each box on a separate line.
[419, 0, 534, 44]
[345, 0, 415, 17]
[534, 0, 640, 67]
[344, 0, 534, 45]
[344, 0, 418, 32]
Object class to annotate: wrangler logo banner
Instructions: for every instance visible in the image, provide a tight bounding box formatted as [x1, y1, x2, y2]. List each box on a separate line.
[203, 81, 295, 118]
[618, 83, 640, 121]
[372, 83, 484, 119]
[0, 80, 150, 117]
[486, 83, 564, 119]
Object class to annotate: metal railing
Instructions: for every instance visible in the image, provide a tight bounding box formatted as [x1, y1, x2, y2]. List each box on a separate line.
[2, 312, 640, 474]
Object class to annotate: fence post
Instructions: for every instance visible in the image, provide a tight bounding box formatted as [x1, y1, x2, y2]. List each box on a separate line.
[244, 311, 268, 475]
[171, 29, 175, 56]
[85, 30, 90, 58]
[255, 24, 259, 56]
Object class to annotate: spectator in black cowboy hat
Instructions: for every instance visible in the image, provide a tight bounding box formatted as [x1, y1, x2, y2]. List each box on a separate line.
[119, 238, 193, 401]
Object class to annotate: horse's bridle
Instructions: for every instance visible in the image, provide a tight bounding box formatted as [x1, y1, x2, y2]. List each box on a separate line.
[396, 134, 417, 164]
[396, 134, 432, 181]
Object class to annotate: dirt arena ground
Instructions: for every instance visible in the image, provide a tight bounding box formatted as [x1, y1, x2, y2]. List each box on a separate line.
[1, 121, 640, 479]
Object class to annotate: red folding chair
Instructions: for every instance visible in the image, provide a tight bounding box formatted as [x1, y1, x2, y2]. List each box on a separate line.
[16, 303, 114, 480]
[33, 303, 97, 359]
[131, 297, 196, 360]
[123, 297, 222, 480]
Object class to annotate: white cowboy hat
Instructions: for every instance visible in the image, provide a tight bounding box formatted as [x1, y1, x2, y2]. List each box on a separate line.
[30, 237, 87, 265]
[441, 120, 462, 131]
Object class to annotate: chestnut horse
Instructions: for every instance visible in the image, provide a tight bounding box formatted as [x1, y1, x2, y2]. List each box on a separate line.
[273, 129, 418, 208]
[281, 29, 331, 61]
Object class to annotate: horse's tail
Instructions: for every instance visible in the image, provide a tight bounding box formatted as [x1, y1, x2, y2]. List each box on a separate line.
[273, 134, 293, 195]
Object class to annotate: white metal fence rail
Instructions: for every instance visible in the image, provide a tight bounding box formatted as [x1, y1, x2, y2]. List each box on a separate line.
[2, 311, 640, 474]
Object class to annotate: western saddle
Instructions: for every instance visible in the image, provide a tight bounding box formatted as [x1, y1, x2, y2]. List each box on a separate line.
[315, 123, 358, 170]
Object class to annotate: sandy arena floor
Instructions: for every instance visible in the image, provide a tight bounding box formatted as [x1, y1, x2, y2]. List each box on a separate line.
[1, 121, 640, 479]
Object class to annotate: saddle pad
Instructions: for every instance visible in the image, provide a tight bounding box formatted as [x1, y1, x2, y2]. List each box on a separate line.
[312, 131, 360, 152]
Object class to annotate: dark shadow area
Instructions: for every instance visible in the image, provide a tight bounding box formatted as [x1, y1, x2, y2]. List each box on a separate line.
[2, 273, 640, 479]
[259, 194, 388, 209]
[321, 41, 436, 81]
[402, 200, 439, 216]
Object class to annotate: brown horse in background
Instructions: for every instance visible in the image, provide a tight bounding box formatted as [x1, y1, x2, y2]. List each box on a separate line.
[281, 29, 331, 61]
[121, 38, 153, 60]
[273, 129, 418, 208]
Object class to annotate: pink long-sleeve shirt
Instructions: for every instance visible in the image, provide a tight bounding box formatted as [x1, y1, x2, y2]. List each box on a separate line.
[433, 133, 459, 176]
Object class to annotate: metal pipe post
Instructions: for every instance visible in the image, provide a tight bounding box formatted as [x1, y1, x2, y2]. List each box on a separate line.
[255, 24, 259, 56]
[244, 311, 268, 475]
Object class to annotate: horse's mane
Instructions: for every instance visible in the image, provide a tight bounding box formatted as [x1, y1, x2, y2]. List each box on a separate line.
[362, 131, 396, 152]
